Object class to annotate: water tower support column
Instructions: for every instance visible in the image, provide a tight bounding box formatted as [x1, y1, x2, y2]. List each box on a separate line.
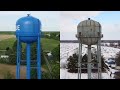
[37, 35, 41, 79]
[97, 38, 102, 79]
[78, 38, 82, 79]
[88, 45, 91, 79]
[16, 36, 21, 79]
[26, 44, 31, 79]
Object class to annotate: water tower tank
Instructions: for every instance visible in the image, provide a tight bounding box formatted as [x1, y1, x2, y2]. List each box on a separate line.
[16, 14, 41, 43]
[77, 18, 101, 45]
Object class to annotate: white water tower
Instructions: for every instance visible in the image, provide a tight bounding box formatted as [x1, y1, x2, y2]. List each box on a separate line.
[76, 18, 103, 79]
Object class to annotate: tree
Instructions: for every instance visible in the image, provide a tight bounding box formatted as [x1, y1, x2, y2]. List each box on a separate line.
[31, 68, 37, 79]
[57, 34, 60, 40]
[23, 42, 45, 64]
[67, 52, 105, 73]
[8, 40, 18, 64]
[51, 44, 60, 61]
[6, 40, 24, 65]
[40, 45, 46, 65]
[101, 55, 105, 71]
[82, 54, 88, 62]
[105, 44, 108, 47]
[50, 33, 57, 39]
[67, 54, 78, 73]
[5, 47, 12, 55]
[8, 54, 16, 64]
[6, 47, 10, 51]
[91, 51, 105, 71]
[31, 42, 37, 61]
[51, 63, 60, 79]
[12, 40, 17, 52]
[115, 52, 120, 66]
[118, 42, 120, 48]
[110, 43, 114, 47]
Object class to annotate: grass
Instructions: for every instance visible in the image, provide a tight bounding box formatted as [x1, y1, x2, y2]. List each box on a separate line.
[0, 36, 26, 50]
[43, 31, 60, 35]
[0, 31, 15, 35]
[0, 35, 15, 41]
[41, 38, 59, 51]
[0, 37, 16, 50]
[0, 37, 59, 51]
[0, 31, 60, 35]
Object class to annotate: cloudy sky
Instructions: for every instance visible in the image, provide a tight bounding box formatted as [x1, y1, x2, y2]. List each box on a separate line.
[0, 11, 60, 32]
[60, 11, 120, 40]
[0, 11, 120, 40]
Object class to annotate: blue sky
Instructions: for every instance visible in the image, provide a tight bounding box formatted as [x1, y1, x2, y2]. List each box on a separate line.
[60, 11, 120, 40]
[0, 11, 60, 31]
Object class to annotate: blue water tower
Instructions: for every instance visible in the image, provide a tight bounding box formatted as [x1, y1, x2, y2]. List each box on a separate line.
[16, 14, 41, 79]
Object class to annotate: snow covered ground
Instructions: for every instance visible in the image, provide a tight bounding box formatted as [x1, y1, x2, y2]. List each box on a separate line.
[60, 69, 113, 79]
[60, 43, 120, 79]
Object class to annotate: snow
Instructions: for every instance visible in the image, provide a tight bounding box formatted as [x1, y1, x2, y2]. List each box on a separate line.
[109, 68, 119, 74]
[60, 43, 120, 79]
[60, 43, 87, 61]
[60, 43, 120, 63]
[60, 69, 112, 79]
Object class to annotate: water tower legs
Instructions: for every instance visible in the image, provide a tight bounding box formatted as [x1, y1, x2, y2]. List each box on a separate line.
[97, 39, 102, 79]
[88, 45, 91, 79]
[26, 44, 31, 79]
[16, 36, 21, 79]
[78, 39, 82, 79]
[37, 36, 41, 79]
[16, 36, 41, 79]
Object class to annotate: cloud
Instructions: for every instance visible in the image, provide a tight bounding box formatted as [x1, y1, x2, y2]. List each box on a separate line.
[0, 11, 29, 16]
[0, 11, 53, 16]
[102, 23, 120, 40]
[60, 31, 77, 40]
[102, 23, 120, 33]
[60, 11, 104, 40]
[61, 11, 103, 20]
[60, 11, 103, 33]
[60, 11, 120, 40]
[0, 11, 60, 31]
[60, 23, 120, 40]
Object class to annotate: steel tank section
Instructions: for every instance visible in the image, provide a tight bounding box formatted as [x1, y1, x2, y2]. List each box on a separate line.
[16, 14, 41, 43]
[77, 18, 101, 45]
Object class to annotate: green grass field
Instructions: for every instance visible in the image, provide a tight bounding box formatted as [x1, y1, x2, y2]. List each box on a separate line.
[43, 31, 60, 35]
[41, 38, 59, 51]
[0, 37, 59, 51]
[0, 31, 15, 35]
[0, 31, 60, 35]
[0, 38, 16, 50]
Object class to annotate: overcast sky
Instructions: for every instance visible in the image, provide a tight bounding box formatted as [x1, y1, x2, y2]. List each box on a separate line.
[0, 11, 60, 32]
[60, 11, 120, 40]
[0, 11, 120, 40]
